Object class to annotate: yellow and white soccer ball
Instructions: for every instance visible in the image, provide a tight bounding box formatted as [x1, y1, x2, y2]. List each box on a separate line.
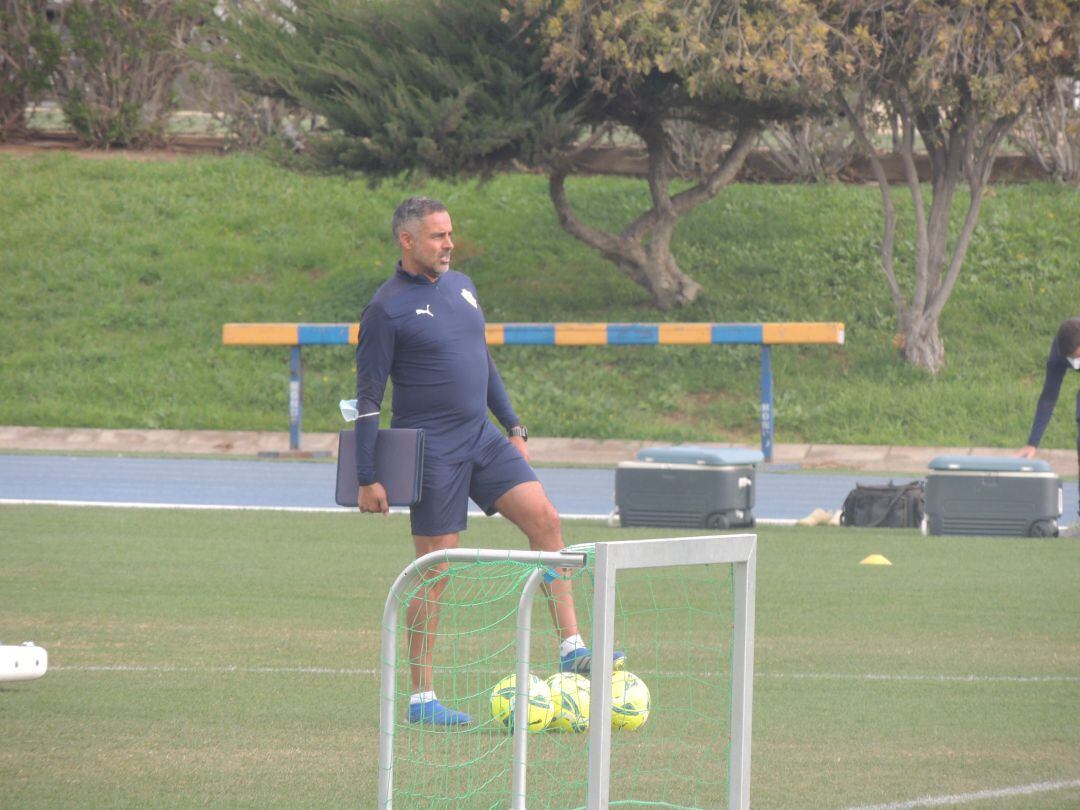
[545, 672, 591, 733]
[610, 670, 650, 730]
[490, 673, 554, 733]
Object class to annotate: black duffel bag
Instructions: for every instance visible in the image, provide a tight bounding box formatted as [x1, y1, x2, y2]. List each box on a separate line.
[840, 480, 925, 528]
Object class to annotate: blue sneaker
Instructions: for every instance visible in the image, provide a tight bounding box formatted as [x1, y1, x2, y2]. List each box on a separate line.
[408, 699, 472, 726]
[560, 647, 626, 674]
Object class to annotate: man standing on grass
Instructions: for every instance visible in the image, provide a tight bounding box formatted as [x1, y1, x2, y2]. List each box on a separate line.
[353, 196, 624, 725]
[1018, 316, 1080, 536]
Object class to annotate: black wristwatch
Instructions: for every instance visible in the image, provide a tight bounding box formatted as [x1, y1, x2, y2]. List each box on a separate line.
[508, 425, 528, 442]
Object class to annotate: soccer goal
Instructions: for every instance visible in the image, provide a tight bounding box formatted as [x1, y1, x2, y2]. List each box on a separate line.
[377, 535, 757, 809]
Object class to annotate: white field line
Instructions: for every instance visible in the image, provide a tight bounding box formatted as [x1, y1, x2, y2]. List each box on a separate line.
[53, 664, 379, 676]
[51, 665, 1080, 684]
[757, 671, 1080, 684]
[0, 498, 799, 525]
[1, 498, 361, 513]
[843, 778, 1080, 810]
[0, 498, 609, 522]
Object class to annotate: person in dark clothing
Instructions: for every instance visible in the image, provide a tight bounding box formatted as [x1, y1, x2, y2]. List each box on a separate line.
[1018, 316, 1080, 534]
[354, 197, 623, 725]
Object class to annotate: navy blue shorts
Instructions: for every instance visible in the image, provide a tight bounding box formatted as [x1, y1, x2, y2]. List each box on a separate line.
[409, 434, 537, 537]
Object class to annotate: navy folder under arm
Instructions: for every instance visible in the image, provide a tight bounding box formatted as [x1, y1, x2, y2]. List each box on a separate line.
[335, 428, 424, 507]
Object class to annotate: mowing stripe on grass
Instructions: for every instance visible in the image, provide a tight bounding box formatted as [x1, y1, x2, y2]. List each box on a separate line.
[53, 664, 378, 676]
[0, 498, 359, 513]
[51, 665, 1080, 684]
[758, 671, 1080, 684]
[0, 498, 603, 521]
[0, 498, 801, 525]
[843, 778, 1080, 810]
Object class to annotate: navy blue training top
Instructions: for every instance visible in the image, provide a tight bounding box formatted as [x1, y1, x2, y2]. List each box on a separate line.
[353, 264, 519, 485]
[1026, 321, 1080, 447]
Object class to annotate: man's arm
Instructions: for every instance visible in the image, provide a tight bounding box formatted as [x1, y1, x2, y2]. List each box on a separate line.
[486, 350, 529, 461]
[1020, 343, 1069, 453]
[355, 302, 395, 513]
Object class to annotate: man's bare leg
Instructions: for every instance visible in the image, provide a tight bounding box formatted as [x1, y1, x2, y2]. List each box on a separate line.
[496, 480, 626, 674]
[494, 481, 578, 639]
[408, 533, 458, 694]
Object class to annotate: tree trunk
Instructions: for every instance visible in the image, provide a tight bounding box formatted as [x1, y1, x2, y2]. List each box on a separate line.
[549, 169, 703, 309]
[842, 92, 1015, 374]
[546, 125, 758, 309]
[615, 256, 703, 310]
[633, 221, 703, 310]
[899, 316, 944, 373]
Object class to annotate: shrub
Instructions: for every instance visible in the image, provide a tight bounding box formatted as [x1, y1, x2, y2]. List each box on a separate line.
[185, 62, 307, 152]
[1013, 79, 1080, 185]
[188, 9, 309, 153]
[0, 0, 58, 141]
[762, 116, 858, 183]
[49, 0, 206, 147]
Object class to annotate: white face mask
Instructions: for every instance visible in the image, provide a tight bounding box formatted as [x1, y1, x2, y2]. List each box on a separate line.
[1068, 355, 1080, 371]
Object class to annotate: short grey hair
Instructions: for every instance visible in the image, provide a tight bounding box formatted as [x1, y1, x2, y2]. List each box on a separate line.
[1056, 317, 1080, 357]
[392, 196, 448, 242]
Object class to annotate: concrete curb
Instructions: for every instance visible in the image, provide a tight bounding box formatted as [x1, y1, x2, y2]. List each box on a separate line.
[2, 425, 1075, 477]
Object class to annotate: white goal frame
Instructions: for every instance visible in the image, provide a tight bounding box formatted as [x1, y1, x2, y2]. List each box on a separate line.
[585, 534, 757, 810]
[377, 535, 757, 809]
[377, 548, 590, 808]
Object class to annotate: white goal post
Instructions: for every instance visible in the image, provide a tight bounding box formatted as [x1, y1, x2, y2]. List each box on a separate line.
[378, 548, 591, 808]
[585, 534, 757, 810]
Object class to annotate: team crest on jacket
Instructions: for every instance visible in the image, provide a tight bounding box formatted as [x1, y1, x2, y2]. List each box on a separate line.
[461, 289, 478, 309]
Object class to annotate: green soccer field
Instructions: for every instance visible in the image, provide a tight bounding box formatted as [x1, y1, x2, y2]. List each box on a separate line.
[1, 505, 1078, 809]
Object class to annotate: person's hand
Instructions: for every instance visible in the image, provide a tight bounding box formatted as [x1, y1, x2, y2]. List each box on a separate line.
[509, 435, 530, 464]
[1016, 445, 1037, 459]
[359, 482, 389, 515]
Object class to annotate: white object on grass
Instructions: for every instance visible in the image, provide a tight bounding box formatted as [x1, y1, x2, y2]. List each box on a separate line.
[0, 642, 48, 682]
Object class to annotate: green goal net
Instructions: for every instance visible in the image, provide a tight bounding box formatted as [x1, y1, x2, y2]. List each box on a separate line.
[378, 537, 754, 809]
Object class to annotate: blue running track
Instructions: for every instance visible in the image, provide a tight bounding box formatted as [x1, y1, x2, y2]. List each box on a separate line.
[1, 454, 1076, 524]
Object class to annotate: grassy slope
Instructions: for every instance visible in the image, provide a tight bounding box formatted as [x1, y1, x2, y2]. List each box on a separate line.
[1, 151, 1078, 448]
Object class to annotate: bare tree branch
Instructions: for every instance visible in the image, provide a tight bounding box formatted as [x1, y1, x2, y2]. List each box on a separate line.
[839, 91, 904, 315]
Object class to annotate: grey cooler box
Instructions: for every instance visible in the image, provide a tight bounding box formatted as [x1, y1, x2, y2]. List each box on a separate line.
[615, 446, 763, 529]
[924, 455, 1062, 538]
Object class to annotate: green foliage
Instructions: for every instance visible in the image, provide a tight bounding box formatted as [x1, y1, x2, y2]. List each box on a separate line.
[2, 153, 1078, 449]
[839, 0, 1080, 119]
[213, 0, 578, 178]
[1013, 77, 1080, 185]
[829, 0, 1080, 371]
[213, 0, 845, 310]
[0, 0, 58, 140]
[520, 0, 835, 113]
[50, 0, 207, 147]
